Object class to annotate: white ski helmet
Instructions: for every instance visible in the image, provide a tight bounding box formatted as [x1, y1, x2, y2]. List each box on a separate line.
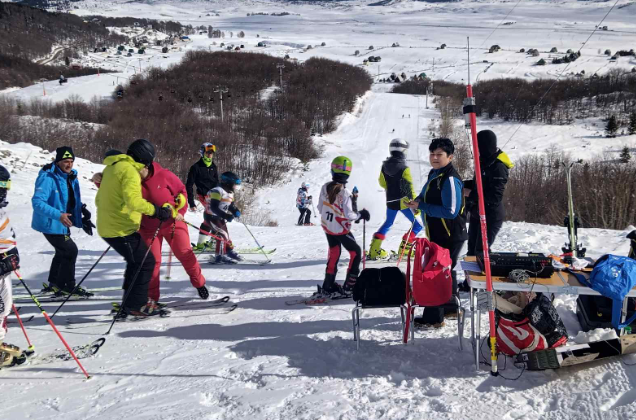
[301, 182, 310, 189]
[389, 138, 409, 154]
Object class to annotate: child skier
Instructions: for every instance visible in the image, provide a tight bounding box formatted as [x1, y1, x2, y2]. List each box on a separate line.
[0, 165, 23, 367]
[296, 182, 312, 226]
[205, 171, 243, 264]
[368, 138, 422, 260]
[317, 156, 370, 296]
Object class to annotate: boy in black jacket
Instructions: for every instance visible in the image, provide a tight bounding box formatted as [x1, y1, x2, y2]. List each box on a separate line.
[186, 143, 219, 250]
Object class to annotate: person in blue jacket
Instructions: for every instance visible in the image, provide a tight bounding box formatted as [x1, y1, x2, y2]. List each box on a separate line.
[31, 146, 94, 296]
[407, 138, 467, 327]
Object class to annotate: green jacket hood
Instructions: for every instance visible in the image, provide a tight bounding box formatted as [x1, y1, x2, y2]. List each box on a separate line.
[103, 154, 147, 170]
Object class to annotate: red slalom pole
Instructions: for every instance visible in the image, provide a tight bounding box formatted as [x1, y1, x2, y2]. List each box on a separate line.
[13, 271, 91, 379]
[463, 37, 498, 375]
[11, 304, 34, 353]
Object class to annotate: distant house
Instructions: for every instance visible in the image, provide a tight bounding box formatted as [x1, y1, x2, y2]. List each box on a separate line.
[181, 36, 190, 41]
[257, 42, 265, 47]
[489, 45, 501, 53]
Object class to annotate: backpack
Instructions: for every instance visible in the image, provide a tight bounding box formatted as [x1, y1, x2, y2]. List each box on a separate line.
[406, 237, 452, 307]
[496, 294, 568, 356]
[352, 267, 406, 306]
[571, 254, 636, 329]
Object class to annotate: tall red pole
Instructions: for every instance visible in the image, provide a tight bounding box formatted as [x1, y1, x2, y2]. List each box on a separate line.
[463, 38, 498, 375]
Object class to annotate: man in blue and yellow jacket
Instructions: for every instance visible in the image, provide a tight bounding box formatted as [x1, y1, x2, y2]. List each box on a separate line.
[407, 138, 467, 327]
[32, 146, 94, 296]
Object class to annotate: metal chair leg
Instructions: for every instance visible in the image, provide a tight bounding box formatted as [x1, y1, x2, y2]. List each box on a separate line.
[351, 307, 358, 342]
[454, 295, 464, 351]
[410, 307, 416, 343]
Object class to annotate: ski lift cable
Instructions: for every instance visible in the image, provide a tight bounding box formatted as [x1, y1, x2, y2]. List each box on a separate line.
[501, 0, 621, 150]
[478, 0, 524, 48]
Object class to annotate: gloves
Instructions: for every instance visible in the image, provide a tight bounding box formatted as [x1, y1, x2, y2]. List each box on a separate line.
[0, 253, 19, 276]
[81, 205, 95, 236]
[357, 209, 370, 222]
[233, 209, 241, 218]
[153, 204, 173, 222]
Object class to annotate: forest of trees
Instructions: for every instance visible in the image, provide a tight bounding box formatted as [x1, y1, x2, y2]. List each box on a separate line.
[0, 51, 372, 189]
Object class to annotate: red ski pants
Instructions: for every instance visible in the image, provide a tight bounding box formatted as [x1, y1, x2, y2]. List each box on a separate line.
[140, 220, 205, 302]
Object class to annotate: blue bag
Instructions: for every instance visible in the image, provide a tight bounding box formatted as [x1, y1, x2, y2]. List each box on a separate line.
[572, 254, 636, 329]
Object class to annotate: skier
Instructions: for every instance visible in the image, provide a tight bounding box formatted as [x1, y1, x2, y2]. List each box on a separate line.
[0, 166, 23, 367]
[204, 171, 243, 264]
[186, 143, 219, 251]
[32, 147, 95, 297]
[368, 139, 423, 260]
[406, 138, 467, 328]
[96, 139, 173, 317]
[317, 156, 370, 296]
[351, 186, 359, 213]
[296, 182, 312, 226]
[463, 130, 513, 258]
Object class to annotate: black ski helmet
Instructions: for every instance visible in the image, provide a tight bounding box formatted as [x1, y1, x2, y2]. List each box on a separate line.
[220, 171, 241, 190]
[127, 139, 155, 167]
[0, 164, 11, 208]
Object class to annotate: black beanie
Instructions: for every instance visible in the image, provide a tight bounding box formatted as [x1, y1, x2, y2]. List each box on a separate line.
[477, 130, 498, 159]
[55, 146, 75, 163]
[332, 172, 349, 184]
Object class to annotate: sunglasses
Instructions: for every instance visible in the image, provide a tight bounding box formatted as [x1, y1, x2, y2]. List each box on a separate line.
[0, 180, 10, 189]
[204, 145, 216, 153]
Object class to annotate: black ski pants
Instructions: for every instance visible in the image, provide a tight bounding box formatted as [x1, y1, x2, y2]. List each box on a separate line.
[323, 232, 361, 292]
[419, 240, 465, 325]
[297, 208, 311, 225]
[103, 232, 155, 310]
[466, 212, 503, 257]
[43, 233, 78, 291]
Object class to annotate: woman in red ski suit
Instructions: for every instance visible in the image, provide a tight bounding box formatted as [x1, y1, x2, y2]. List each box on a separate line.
[139, 162, 208, 302]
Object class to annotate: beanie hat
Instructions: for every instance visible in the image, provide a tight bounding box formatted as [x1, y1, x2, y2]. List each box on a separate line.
[55, 146, 75, 163]
[477, 130, 498, 159]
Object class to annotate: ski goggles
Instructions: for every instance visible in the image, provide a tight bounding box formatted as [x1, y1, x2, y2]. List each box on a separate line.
[0, 180, 10, 190]
[204, 144, 216, 153]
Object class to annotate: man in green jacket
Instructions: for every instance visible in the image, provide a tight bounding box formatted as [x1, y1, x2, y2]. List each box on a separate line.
[96, 139, 172, 317]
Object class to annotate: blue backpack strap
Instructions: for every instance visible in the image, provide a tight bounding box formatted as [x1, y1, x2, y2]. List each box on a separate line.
[567, 269, 592, 288]
[612, 301, 636, 330]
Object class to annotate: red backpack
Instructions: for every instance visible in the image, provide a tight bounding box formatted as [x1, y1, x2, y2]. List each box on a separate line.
[406, 237, 453, 306]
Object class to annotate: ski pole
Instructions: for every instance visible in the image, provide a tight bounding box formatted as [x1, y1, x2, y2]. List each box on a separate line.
[240, 221, 271, 263]
[166, 222, 176, 281]
[396, 218, 416, 266]
[106, 222, 163, 335]
[363, 219, 366, 270]
[13, 270, 91, 379]
[51, 246, 111, 319]
[184, 220, 226, 243]
[11, 304, 34, 353]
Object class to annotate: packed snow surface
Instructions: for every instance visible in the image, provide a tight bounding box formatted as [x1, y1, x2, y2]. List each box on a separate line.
[2, 0, 636, 419]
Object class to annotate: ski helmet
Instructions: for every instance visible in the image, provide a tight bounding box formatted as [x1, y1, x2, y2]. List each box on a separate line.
[200, 142, 216, 156]
[331, 156, 352, 183]
[301, 182, 309, 189]
[220, 171, 241, 190]
[389, 138, 409, 154]
[0, 165, 11, 208]
[127, 139, 155, 167]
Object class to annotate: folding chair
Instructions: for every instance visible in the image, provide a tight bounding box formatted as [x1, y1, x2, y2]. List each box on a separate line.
[351, 267, 408, 350]
[403, 238, 465, 350]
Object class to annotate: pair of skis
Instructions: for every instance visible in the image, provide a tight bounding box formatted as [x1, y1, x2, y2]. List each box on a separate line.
[1, 338, 106, 371]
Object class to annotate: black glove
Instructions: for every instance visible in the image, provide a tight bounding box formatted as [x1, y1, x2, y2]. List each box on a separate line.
[0, 253, 19, 275]
[81, 204, 95, 235]
[81, 204, 91, 219]
[357, 209, 370, 222]
[153, 204, 172, 222]
[224, 213, 234, 223]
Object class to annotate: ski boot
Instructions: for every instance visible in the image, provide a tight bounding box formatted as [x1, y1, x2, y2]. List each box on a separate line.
[123, 299, 170, 319]
[197, 285, 210, 300]
[397, 231, 416, 258]
[56, 285, 94, 298]
[342, 273, 358, 292]
[367, 236, 389, 260]
[226, 249, 244, 262]
[211, 254, 238, 265]
[0, 343, 23, 368]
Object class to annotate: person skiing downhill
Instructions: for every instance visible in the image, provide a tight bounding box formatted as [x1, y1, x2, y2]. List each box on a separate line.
[186, 143, 219, 251]
[0, 166, 23, 367]
[96, 139, 174, 318]
[368, 138, 423, 260]
[204, 171, 243, 264]
[317, 156, 370, 296]
[32, 146, 95, 297]
[296, 182, 312, 226]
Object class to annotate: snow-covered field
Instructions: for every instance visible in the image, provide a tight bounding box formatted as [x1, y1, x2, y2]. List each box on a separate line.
[2, 0, 636, 419]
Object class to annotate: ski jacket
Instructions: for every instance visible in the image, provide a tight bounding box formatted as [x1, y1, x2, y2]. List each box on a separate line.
[31, 163, 83, 235]
[317, 182, 359, 236]
[417, 163, 467, 248]
[95, 154, 156, 238]
[0, 209, 17, 254]
[205, 186, 237, 221]
[140, 162, 188, 232]
[186, 158, 218, 208]
[379, 155, 416, 211]
[296, 187, 310, 209]
[464, 150, 513, 221]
